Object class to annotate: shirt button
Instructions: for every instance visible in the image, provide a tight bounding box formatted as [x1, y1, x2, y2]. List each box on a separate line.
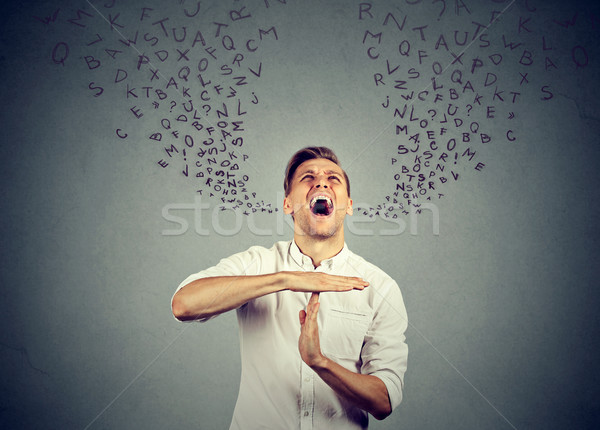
[305, 377, 310, 382]
[304, 411, 309, 417]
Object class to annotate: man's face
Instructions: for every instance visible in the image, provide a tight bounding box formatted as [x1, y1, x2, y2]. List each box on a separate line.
[283, 158, 353, 240]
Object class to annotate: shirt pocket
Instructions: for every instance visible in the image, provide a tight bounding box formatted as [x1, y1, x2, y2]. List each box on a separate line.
[321, 308, 372, 361]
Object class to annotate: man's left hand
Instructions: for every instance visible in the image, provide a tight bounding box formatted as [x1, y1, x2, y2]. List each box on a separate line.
[298, 291, 393, 419]
[298, 292, 327, 368]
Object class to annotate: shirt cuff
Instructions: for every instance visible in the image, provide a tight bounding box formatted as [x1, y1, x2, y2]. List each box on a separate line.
[373, 370, 404, 411]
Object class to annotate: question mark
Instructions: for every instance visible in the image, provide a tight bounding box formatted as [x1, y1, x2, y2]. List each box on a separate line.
[466, 104, 473, 116]
[428, 109, 437, 121]
[170, 100, 177, 112]
[433, 0, 446, 20]
[203, 104, 211, 115]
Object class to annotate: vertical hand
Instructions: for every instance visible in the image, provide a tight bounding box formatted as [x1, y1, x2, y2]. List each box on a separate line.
[298, 292, 327, 368]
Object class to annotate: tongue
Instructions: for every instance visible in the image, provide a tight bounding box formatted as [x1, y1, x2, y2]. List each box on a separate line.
[312, 200, 330, 215]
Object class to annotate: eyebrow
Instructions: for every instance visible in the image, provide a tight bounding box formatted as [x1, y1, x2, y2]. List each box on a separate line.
[299, 169, 342, 176]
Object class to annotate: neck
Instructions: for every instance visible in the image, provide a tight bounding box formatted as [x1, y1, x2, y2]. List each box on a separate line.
[293, 229, 345, 268]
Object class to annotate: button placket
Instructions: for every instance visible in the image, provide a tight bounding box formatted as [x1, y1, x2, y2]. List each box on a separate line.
[299, 362, 314, 430]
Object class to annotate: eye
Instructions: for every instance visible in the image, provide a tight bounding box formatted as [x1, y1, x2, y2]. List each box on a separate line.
[301, 175, 314, 181]
[329, 176, 340, 182]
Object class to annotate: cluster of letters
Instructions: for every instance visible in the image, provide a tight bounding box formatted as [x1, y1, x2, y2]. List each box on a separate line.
[46, 0, 285, 215]
[357, 0, 593, 217]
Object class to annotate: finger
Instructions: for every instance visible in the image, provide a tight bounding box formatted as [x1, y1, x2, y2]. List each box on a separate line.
[327, 282, 366, 292]
[310, 302, 320, 321]
[306, 304, 319, 324]
[304, 295, 318, 322]
[322, 274, 369, 290]
[345, 276, 369, 287]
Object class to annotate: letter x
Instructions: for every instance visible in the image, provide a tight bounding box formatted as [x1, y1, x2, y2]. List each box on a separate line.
[519, 72, 529, 85]
[177, 49, 190, 62]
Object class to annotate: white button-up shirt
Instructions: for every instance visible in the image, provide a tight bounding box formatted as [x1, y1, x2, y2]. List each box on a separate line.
[175, 240, 408, 429]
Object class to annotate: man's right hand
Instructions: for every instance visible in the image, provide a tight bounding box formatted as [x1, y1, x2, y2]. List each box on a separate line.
[282, 271, 369, 293]
[173, 272, 369, 322]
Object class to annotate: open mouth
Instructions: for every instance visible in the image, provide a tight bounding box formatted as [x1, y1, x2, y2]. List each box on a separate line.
[309, 195, 334, 216]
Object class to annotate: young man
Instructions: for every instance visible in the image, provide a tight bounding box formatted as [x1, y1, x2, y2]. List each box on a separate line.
[172, 147, 408, 429]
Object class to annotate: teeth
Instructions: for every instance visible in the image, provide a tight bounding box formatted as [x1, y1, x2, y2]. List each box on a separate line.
[310, 195, 333, 208]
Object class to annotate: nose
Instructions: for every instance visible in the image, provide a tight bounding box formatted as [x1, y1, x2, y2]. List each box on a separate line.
[315, 174, 329, 189]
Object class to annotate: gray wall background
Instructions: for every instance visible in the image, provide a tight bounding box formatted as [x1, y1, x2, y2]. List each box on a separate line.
[1, 0, 599, 429]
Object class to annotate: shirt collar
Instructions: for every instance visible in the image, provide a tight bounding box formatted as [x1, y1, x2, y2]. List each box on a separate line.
[289, 240, 349, 271]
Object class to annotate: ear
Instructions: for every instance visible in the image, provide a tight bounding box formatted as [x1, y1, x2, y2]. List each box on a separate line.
[346, 198, 353, 216]
[283, 196, 294, 215]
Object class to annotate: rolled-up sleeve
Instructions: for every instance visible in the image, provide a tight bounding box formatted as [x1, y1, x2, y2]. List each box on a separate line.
[171, 246, 264, 322]
[360, 280, 408, 410]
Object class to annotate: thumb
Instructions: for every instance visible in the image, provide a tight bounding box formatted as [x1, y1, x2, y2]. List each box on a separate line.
[299, 310, 306, 325]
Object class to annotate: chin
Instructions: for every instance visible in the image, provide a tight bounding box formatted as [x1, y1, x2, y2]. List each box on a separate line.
[295, 210, 341, 238]
[307, 222, 339, 239]
[309, 231, 335, 240]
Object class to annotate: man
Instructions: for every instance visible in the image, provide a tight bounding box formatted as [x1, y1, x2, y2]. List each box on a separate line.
[172, 147, 408, 429]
